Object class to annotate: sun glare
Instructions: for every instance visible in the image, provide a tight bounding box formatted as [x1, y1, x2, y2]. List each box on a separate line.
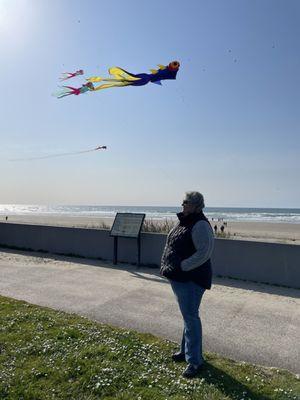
[0, 0, 34, 43]
[0, 1, 14, 32]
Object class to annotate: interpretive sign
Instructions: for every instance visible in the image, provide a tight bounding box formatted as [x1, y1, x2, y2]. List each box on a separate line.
[110, 213, 145, 266]
[110, 213, 145, 238]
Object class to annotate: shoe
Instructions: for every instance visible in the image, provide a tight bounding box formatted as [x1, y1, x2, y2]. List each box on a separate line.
[171, 352, 185, 362]
[182, 363, 205, 378]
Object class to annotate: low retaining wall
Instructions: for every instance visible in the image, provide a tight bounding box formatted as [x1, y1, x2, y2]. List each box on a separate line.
[0, 222, 299, 288]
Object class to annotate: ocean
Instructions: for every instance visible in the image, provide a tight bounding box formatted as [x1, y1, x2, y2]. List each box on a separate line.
[0, 204, 300, 223]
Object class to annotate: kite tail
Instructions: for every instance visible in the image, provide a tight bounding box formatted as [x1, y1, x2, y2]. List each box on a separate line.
[59, 74, 71, 81]
[86, 77, 133, 90]
[93, 81, 133, 91]
[59, 73, 79, 81]
[86, 67, 141, 90]
[86, 76, 104, 83]
[52, 88, 73, 98]
[59, 70, 83, 81]
[87, 75, 137, 91]
[10, 146, 107, 161]
[52, 86, 79, 98]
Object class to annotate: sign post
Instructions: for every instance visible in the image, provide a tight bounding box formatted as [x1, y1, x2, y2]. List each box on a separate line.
[110, 213, 145, 266]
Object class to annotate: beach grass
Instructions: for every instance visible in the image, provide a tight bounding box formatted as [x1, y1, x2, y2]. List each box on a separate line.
[84, 219, 234, 239]
[0, 295, 299, 400]
[83, 219, 177, 233]
[142, 219, 176, 233]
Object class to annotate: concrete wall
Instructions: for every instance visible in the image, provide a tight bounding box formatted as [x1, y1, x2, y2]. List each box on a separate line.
[0, 222, 299, 288]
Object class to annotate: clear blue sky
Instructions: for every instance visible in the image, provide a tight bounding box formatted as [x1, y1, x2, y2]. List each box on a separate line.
[0, 0, 299, 207]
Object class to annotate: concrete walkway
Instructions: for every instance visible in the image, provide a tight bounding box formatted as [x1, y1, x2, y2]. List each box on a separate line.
[0, 248, 299, 374]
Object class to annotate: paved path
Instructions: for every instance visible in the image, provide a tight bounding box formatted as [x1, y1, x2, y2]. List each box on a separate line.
[0, 249, 299, 374]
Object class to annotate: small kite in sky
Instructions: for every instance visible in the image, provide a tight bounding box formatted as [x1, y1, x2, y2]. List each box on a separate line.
[10, 145, 107, 161]
[59, 69, 84, 81]
[86, 61, 180, 91]
[53, 82, 95, 99]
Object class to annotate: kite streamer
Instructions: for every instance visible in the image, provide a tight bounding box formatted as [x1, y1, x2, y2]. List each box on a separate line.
[53, 82, 94, 99]
[10, 145, 107, 161]
[59, 70, 84, 81]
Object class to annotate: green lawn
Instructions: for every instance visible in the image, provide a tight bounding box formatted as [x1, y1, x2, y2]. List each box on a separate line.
[0, 295, 299, 400]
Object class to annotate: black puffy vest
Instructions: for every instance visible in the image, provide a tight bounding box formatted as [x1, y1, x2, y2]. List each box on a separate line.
[160, 212, 212, 289]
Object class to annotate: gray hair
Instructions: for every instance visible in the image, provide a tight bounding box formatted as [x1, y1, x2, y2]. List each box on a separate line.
[184, 191, 205, 212]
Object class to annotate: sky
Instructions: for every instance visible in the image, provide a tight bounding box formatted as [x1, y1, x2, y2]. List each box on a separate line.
[0, 0, 299, 208]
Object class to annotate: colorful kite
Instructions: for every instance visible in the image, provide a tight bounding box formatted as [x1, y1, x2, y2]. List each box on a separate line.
[86, 61, 180, 91]
[10, 145, 107, 161]
[59, 69, 84, 81]
[53, 61, 180, 98]
[54, 82, 95, 99]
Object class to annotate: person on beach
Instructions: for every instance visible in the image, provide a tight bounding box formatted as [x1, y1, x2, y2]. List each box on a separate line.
[160, 191, 214, 378]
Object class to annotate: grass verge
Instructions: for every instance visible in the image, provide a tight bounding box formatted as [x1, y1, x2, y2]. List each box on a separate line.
[0, 295, 299, 400]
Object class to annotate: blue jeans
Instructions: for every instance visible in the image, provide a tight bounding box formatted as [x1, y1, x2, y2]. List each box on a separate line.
[170, 279, 206, 366]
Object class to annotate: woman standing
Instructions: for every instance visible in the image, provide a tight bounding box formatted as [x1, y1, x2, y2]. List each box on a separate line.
[160, 191, 214, 378]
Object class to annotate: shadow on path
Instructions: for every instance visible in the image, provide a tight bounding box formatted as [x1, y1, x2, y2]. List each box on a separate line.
[199, 362, 271, 400]
[213, 276, 300, 299]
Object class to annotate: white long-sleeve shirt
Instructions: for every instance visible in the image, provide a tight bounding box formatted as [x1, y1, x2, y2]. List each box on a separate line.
[181, 221, 214, 271]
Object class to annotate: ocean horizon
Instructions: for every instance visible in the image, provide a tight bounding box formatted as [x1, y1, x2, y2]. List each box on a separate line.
[0, 204, 300, 224]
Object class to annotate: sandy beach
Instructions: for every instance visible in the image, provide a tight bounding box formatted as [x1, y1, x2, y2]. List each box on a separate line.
[211, 220, 300, 245]
[1, 214, 300, 245]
